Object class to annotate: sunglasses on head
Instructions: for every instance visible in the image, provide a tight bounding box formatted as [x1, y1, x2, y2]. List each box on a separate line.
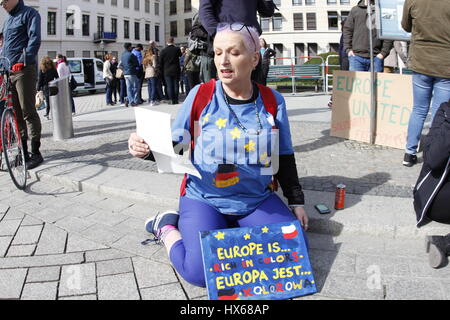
[216, 23, 257, 52]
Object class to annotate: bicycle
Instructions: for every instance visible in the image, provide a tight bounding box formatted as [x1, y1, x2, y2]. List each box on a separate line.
[0, 56, 27, 190]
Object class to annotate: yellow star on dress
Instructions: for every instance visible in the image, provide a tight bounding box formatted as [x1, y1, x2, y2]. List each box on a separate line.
[261, 226, 269, 233]
[230, 127, 241, 140]
[215, 118, 227, 130]
[243, 233, 251, 240]
[202, 113, 211, 124]
[214, 231, 225, 240]
[244, 140, 256, 152]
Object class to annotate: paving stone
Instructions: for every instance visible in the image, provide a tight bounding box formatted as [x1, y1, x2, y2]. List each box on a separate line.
[55, 216, 96, 233]
[0, 252, 84, 269]
[320, 273, 384, 300]
[384, 277, 445, 300]
[93, 198, 134, 213]
[0, 203, 9, 214]
[84, 210, 129, 227]
[21, 215, 45, 226]
[32, 207, 72, 223]
[11, 225, 43, 245]
[132, 256, 178, 289]
[178, 275, 208, 300]
[309, 249, 356, 275]
[0, 268, 27, 299]
[2, 208, 25, 220]
[26, 266, 61, 283]
[65, 234, 109, 253]
[80, 224, 126, 245]
[97, 273, 140, 300]
[84, 248, 133, 262]
[96, 258, 133, 277]
[0, 236, 12, 257]
[355, 255, 411, 278]
[0, 219, 21, 236]
[7, 244, 36, 257]
[111, 233, 160, 259]
[34, 223, 67, 255]
[21, 282, 58, 300]
[59, 263, 97, 297]
[58, 294, 97, 300]
[140, 283, 186, 300]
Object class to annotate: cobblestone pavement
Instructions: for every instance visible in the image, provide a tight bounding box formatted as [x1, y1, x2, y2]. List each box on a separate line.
[1, 176, 449, 300]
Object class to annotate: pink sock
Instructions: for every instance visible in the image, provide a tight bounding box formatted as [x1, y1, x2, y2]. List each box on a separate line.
[159, 225, 177, 240]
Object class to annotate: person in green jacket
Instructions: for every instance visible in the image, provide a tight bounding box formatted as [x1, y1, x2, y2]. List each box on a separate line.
[402, 0, 450, 167]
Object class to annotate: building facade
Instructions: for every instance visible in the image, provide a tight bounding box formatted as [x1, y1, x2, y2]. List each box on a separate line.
[0, 0, 165, 63]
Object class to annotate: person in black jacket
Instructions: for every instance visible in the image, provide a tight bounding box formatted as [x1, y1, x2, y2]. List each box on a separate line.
[159, 37, 182, 105]
[37, 56, 59, 119]
[259, 38, 275, 86]
[413, 99, 450, 268]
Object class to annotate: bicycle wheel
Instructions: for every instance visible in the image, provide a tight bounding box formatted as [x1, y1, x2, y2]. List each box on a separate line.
[1, 109, 27, 190]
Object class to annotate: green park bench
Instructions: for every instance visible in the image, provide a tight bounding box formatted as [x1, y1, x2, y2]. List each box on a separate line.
[267, 64, 324, 92]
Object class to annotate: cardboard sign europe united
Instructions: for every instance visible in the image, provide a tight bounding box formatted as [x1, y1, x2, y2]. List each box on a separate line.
[331, 71, 413, 149]
[200, 221, 316, 300]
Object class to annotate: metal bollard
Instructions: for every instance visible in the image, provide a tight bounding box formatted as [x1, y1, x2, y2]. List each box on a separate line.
[49, 77, 74, 140]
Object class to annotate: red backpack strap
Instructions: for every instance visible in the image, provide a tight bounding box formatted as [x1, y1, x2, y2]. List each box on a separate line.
[256, 83, 277, 127]
[180, 79, 216, 196]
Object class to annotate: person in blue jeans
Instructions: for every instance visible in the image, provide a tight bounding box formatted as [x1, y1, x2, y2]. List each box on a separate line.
[343, 0, 392, 73]
[401, 0, 450, 167]
[121, 43, 139, 107]
[128, 24, 309, 287]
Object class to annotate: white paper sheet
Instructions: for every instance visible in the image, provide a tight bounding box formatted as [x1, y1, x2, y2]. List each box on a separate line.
[134, 107, 201, 178]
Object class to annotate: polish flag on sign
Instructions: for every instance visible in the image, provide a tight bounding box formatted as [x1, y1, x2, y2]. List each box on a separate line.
[281, 224, 299, 239]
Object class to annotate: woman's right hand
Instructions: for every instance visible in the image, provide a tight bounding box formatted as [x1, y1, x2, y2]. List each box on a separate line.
[128, 132, 151, 158]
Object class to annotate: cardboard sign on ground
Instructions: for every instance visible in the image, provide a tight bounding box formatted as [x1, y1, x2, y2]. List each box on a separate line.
[331, 71, 413, 149]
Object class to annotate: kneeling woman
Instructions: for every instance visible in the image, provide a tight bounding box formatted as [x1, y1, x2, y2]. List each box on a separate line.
[128, 23, 309, 287]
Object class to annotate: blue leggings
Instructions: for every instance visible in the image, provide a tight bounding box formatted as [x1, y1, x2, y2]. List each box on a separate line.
[170, 194, 307, 287]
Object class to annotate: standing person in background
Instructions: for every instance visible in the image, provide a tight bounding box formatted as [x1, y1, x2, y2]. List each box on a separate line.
[2, 0, 43, 169]
[116, 61, 127, 107]
[383, 41, 408, 73]
[184, 48, 200, 90]
[121, 42, 140, 107]
[132, 44, 145, 104]
[343, 0, 392, 73]
[110, 56, 119, 104]
[179, 46, 190, 95]
[402, 0, 450, 167]
[149, 40, 165, 102]
[338, 19, 349, 72]
[103, 53, 115, 106]
[37, 56, 58, 120]
[259, 38, 275, 86]
[142, 49, 159, 106]
[159, 37, 182, 105]
[56, 54, 75, 113]
[198, 0, 277, 84]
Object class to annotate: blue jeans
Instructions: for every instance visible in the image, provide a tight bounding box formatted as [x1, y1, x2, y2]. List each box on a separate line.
[349, 55, 384, 72]
[125, 75, 139, 105]
[147, 77, 157, 102]
[405, 72, 450, 154]
[105, 79, 112, 104]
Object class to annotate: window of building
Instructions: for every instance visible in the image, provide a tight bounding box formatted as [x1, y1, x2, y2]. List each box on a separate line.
[273, 0, 281, 6]
[112, 51, 119, 59]
[273, 44, 283, 64]
[66, 50, 75, 58]
[293, 13, 303, 31]
[170, 21, 178, 37]
[145, 0, 150, 13]
[47, 51, 57, 59]
[154, 1, 159, 15]
[184, 19, 192, 36]
[111, 18, 117, 35]
[124, 20, 130, 38]
[48, 12, 56, 35]
[260, 17, 270, 32]
[292, 0, 302, 5]
[145, 23, 150, 41]
[184, 0, 192, 12]
[340, 0, 350, 4]
[328, 11, 339, 29]
[307, 43, 318, 57]
[329, 43, 339, 53]
[124, 0, 129, 8]
[306, 12, 316, 30]
[135, 22, 140, 40]
[272, 13, 282, 31]
[98, 0, 104, 3]
[295, 43, 305, 64]
[169, 1, 177, 15]
[82, 14, 90, 36]
[112, 0, 117, 6]
[327, 0, 337, 4]
[134, 0, 139, 10]
[82, 51, 91, 58]
[155, 24, 160, 42]
[66, 12, 74, 35]
[341, 11, 349, 22]
[305, 0, 315, 5]
[97, 16, 104, 34]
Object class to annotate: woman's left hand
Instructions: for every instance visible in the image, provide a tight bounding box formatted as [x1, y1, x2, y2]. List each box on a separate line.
[292, 206, 309, 231]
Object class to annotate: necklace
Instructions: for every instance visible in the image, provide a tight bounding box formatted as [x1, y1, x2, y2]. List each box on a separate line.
[222, 84, 263, 135]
